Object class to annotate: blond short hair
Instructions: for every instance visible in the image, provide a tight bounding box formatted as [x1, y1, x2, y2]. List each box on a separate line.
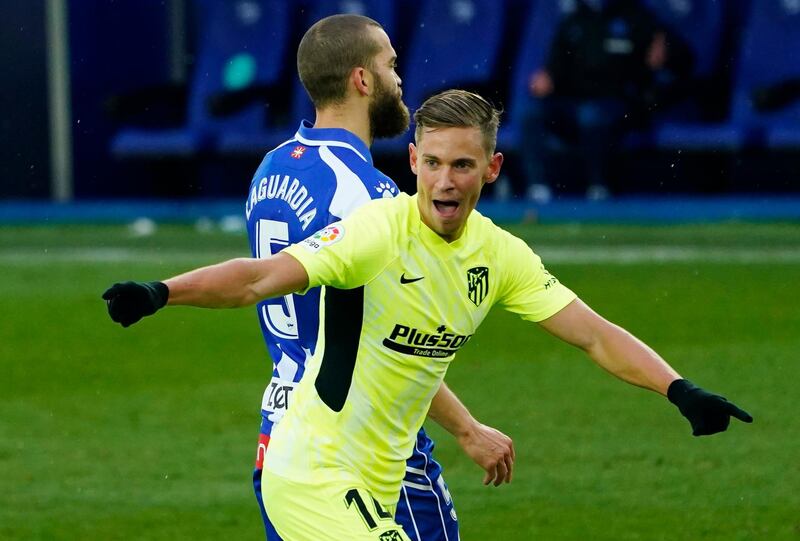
[413, 90, 502, 155]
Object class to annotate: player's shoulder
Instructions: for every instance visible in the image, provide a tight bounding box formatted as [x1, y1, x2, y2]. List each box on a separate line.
[370, 169, 399, 200]
[468, 210, 539, 269]
[336, 193, 412, 244]
[468, 209, 522, 246]
[349, 191, 411, 221]
[248, 139, 319, 188]
[268, 138, 321, 170]
[327, 146, 399, 200]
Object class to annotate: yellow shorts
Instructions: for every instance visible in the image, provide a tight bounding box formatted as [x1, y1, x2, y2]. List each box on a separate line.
[262, 470, 411, 541]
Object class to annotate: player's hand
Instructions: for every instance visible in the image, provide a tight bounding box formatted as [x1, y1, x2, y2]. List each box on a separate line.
[667, 379, 753, 436]
[102, 281, 169, 327]
[456, 422, 515, 487]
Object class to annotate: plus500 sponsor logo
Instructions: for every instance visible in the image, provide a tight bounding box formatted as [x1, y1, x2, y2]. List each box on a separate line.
[382, 324, 473, 357]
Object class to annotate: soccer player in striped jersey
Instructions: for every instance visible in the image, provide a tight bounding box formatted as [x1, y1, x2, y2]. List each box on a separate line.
[104, 90, 751, 540]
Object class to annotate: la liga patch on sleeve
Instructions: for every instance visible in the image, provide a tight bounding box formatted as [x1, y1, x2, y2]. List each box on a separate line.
[300, 224, 344, 253]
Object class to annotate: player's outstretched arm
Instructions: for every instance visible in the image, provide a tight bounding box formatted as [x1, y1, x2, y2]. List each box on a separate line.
[538, 299, 753, 436]
[163, 252, 308, 307]
[427, 382, 515, 486]
[103, 252, 309, 327]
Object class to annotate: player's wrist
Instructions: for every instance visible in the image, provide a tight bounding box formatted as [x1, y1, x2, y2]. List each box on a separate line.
[454, 418, 483, 443]
[145, 281, 169, 308]
[667, 378, 695, 406]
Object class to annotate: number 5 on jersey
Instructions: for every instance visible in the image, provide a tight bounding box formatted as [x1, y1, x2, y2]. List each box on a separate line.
[256, 219, 298, 339]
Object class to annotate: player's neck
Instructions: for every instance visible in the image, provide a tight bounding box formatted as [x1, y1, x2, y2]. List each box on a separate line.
[313, 105, 372, 148]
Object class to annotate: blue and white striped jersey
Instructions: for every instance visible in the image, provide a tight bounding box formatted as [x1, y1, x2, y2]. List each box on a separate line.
[245, 120, 398, 437]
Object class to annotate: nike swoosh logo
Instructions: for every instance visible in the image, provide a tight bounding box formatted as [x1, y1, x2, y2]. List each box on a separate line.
[400, 273, 424, 284]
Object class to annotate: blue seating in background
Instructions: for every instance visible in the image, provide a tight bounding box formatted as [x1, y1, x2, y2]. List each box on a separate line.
[375, 0, 507, 153]
[498, 0, 575, 151]
[644, 0, 725, 81]
[219, 0, 399, 154]
[222, 0, 399, 153]
[638, 0, 740, 149]
[501, 0, 729, 152]
[655, 0, 800, 151]
[401, 0, 507, 111]
[731, 0, 800, 149]
[111, 0, 292, 158]
[109, 0, 800, 162]
[645, 0, 725, 125]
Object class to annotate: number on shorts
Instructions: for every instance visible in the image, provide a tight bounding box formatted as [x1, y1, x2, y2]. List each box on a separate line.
[344, 488, 392, 531]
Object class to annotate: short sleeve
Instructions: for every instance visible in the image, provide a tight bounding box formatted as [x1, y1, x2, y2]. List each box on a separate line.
[282, 198, 396, 292]
[497, 234, 577, 322]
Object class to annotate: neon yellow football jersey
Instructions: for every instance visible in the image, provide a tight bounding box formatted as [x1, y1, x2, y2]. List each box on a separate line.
[263, 192, 576, 505]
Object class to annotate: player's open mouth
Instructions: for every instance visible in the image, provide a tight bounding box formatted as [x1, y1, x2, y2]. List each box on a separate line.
[433, 200, 460, 218]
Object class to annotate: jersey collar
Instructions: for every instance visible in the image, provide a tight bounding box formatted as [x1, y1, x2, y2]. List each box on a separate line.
[294, 120, 373, 164]
[410, 194, 471, 257]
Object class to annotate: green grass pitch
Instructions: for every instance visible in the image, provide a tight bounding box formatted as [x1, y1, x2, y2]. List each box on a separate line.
[1, 222, 798, 540]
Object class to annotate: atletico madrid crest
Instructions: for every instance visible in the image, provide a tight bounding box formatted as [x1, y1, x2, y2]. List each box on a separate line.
[467, 266, 489, 306]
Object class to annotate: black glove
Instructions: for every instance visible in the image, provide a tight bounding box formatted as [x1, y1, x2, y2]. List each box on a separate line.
[102, 281, 169, 327]
[668, 379, 753, 436]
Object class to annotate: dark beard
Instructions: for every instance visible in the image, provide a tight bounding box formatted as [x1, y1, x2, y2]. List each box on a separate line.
[369, 79, 410, 140]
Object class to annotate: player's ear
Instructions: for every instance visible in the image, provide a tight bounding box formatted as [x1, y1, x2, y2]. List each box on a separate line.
[351, 67, 370, 96]
[409, 143, 418, 175]
[483, 152, 504, 184]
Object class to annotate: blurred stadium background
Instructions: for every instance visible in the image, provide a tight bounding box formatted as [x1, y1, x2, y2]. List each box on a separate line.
[4, 0, 800, 204]
[1, 0, 799, 540]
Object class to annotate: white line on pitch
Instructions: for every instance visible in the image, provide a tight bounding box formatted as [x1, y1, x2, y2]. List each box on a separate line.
[1, 245, 800, 265]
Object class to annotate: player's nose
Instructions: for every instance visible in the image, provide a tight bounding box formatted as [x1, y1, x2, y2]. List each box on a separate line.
[434, 168, 456, 191]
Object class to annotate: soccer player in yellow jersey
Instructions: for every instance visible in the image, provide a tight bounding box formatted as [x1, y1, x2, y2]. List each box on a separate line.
[105, 90, 752, 540]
